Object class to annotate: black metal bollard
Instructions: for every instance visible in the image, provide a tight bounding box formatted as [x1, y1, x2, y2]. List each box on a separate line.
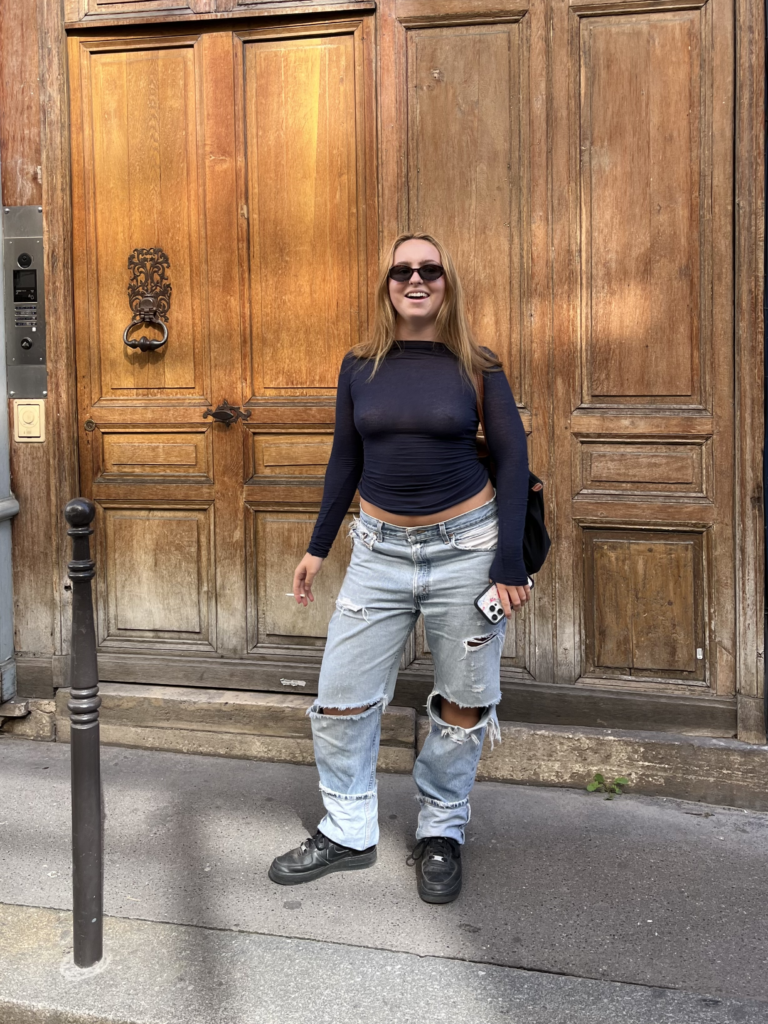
[64, 498, 103, 968]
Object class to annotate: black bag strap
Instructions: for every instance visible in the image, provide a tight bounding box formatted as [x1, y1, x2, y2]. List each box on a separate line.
[475, 370, 550, 575]
[474, 371, 486, 441]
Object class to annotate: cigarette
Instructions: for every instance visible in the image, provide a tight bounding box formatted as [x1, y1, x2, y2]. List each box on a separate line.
[285, 593, 296, 597]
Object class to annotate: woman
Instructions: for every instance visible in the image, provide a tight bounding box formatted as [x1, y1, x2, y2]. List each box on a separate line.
[268, 232, 530, 904]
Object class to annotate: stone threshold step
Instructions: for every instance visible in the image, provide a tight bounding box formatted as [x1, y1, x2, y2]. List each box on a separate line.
[55, 683, 416, 773]
[42, 683, 768, 812]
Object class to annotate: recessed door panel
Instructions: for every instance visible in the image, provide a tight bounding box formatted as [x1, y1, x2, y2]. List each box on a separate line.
[251, 512, 354, 647]
[98, 504, 216, 648]
[405, 20, 527, 399]
[580, 11, 705, 405]
[584, 530, 706, 682]
[243, 31, 363, 394]
[83, 43, 206, 398]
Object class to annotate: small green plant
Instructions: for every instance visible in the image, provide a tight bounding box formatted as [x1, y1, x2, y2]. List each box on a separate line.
[587, 772, 630, 800]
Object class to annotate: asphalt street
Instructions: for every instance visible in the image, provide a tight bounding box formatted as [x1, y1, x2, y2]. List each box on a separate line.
[1, 736, 767, 1023]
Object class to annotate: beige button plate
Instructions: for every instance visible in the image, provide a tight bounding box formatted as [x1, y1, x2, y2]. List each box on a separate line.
[13, 399, 45, 443]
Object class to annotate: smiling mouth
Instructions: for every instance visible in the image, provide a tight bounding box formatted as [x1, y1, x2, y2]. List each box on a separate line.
[405, 291, 429, 300]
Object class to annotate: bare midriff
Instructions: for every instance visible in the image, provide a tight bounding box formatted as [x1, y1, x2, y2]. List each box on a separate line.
[359, 479, 494, 528]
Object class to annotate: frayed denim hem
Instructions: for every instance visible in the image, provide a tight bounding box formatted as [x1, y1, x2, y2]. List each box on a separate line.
[319, 782, 377, 802]
[414, 792, 471, 845]
[416, 793, 469, 810]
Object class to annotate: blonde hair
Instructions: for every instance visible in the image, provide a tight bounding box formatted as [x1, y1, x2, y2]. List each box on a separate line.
[352, 232, 500, 390]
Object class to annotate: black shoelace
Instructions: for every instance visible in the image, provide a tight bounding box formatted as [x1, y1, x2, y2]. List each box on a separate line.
[299, 831, 330, 854]
[407, 836, 457, 866]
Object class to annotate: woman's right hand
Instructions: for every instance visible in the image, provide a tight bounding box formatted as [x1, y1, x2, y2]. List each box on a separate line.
[293, 553, 325, 607]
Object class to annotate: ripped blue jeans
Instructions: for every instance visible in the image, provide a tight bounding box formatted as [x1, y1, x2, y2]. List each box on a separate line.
[309, 498, 504, 850]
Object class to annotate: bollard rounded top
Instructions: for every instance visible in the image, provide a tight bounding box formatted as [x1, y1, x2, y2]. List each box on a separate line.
[64, 498, 96, 527]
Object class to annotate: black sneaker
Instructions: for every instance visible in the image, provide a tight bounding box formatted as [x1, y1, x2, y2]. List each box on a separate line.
[409, 836, 463, 904]
[268, 831, 377, 886]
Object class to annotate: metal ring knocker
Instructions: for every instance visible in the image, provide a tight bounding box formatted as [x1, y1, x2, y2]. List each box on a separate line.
[123, 247, 172, 353]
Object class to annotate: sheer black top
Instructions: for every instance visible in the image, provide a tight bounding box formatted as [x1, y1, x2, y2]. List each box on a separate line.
[307, 341, 529, 586]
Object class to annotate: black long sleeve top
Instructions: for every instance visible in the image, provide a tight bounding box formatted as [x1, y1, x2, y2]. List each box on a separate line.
[307, 341, 530, 585]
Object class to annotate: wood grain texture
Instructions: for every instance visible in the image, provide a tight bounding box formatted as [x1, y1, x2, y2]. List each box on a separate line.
[69, 21, 375, 677]
[251, 511, 353, 647]
[3, 0, 49, 667]
[90, 649, 736, 734]
[198, 30, 247, 659]
[734, 0, 765, 737]
[250, 432, 333, 478]
[405, 20, 527, 395]
[66, 0, 214, 17]
[242, 28, 362, 393]
[581, 11, 702, 402]
[10, 443, 55, 657]
[573, 439, 710, 499]
[556, 0, 738, 706]
[585, 530, 706, 683]
[378, 0, 539, 673]
[0, 0, 42, 205]
[109, 509, 210, 633]
[7, 0, 80, 677]
[39, 0, 82, 664]
[84, 40, 205, 397]
[99, 430, 212, 480]
[63, 0, 374, 26]
[97, 502, 216, 646]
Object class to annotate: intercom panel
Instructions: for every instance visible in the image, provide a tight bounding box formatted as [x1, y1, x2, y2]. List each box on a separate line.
[4, 206, 47, 399]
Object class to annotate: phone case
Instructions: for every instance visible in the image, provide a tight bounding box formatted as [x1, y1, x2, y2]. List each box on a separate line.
[474, 584, 505, 624]
[474, 578, 535, 624]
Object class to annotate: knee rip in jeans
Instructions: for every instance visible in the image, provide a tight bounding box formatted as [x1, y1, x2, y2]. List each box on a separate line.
[426, 691, 502, 748]
[308, 696, 386, 718]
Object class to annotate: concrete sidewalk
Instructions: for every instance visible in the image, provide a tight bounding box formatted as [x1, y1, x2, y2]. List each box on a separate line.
[2, 735, 768, 1022]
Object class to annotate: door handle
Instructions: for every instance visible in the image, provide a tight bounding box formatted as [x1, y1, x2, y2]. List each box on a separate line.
[203, 400, 252, 427]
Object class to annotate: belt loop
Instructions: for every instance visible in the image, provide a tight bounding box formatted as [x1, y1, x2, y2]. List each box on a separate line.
[439, 522, 449, 543]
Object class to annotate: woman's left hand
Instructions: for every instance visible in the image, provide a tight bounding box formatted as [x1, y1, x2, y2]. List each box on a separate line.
[496, 582, 530, 617]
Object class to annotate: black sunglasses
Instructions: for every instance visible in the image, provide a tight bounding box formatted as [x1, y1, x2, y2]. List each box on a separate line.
[387, 262, 445, 283]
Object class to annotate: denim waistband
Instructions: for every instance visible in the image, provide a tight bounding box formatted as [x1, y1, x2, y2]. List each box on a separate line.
[358, 493, 497, 543]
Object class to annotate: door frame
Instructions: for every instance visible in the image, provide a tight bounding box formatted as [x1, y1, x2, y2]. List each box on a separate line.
[25, 0, 765, 740]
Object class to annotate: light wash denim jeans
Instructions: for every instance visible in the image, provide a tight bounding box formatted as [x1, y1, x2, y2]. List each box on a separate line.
[309, 497, 505, 850]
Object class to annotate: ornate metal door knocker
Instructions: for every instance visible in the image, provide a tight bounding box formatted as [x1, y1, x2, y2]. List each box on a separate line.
[123, 247, 172, 353]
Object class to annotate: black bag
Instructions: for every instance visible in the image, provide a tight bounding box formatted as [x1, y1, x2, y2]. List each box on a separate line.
[475, 373, 551, 577]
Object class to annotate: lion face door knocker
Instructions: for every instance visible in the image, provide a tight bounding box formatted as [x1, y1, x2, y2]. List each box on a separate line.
[123, 247, 172, 353]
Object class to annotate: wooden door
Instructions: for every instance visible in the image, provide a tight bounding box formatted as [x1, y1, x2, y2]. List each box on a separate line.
[378, 0, 741, 733]
[549, 0, 736, 710]
[69, 20, 377, 689]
